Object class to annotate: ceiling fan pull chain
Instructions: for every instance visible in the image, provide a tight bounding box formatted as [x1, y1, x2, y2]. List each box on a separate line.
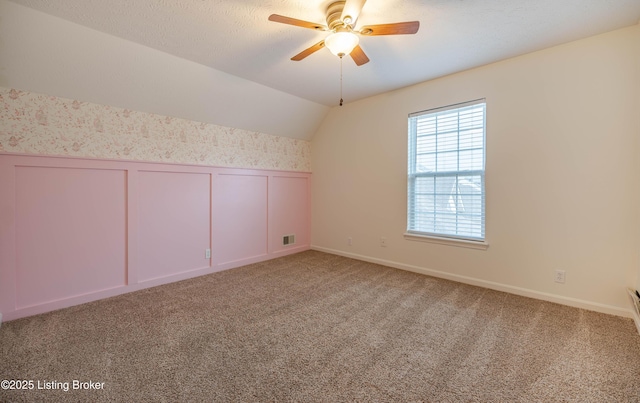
[339, 56, 343, 106]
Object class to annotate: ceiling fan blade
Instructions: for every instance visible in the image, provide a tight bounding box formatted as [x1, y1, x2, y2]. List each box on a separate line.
[359, 21, 420, 36]
[268, 14, 327, 31]
[350, 45, 369, 66]
[341, 0, 367, 26]
[291, 40, 325, 61]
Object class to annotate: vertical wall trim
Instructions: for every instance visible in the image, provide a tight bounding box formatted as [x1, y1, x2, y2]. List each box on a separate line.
[266, 175, 271, 254]
[209, 172, 214, 269]
[126, 169, 138, 285]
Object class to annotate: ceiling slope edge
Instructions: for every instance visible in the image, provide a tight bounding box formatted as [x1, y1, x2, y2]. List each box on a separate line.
[0, 0, 329, 141]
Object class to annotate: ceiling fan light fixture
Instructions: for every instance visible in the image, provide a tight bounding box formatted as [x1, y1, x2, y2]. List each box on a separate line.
[325, 31, 359, 57]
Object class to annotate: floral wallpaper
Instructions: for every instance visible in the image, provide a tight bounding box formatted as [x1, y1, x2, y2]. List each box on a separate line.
[0, 87, 310, 172]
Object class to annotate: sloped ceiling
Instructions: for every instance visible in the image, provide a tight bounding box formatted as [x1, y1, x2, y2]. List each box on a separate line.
[4, 0, 640, 139]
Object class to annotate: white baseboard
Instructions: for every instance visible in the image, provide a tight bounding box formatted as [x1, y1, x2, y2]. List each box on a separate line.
[0, 312, 3, 328]
[632, 307, 640, 335]
[628, 290, 640, 336]
[311, 245, 633, 319]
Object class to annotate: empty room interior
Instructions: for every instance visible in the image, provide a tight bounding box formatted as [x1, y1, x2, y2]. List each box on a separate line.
[1, 0, 640, 401]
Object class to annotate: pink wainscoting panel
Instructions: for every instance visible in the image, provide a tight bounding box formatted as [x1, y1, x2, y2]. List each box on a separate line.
[1, 153, 311, 321]
[212, 173, 268, 266]
[14, 166, 127, 308]
[137, 171, 211, 282]
[0, 158, 17, 315]
[269, 176, 310, 254]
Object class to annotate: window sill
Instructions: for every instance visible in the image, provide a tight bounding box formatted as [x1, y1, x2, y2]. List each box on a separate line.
[403, 232, 489, 250]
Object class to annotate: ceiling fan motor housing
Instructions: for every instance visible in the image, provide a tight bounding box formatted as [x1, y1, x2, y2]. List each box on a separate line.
[327, 1, 348, 31]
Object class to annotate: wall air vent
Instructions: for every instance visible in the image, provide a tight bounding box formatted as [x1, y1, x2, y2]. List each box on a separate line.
[283, 234, 296, 246]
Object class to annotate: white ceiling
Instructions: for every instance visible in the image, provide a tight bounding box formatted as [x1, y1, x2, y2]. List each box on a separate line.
[7, 0, 640, 107]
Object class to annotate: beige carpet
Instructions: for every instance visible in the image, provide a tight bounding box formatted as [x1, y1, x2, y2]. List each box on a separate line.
[1, 250, 639, 402]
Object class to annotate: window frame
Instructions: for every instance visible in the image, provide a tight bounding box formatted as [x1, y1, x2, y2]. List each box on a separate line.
[405, 99, 488, 249]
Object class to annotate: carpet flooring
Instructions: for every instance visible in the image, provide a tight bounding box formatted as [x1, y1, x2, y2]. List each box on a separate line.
[1, 250, 640, 402]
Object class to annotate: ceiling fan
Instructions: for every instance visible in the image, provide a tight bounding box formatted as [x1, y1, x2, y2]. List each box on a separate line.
[268, 0, 420, 66]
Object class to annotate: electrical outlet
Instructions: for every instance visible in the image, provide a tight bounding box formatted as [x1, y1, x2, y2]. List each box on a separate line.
[554, 269, 566, 284]
[380, 237, 387, 247]
[205, 249, 211, 259]
[348, 237, 352, 246]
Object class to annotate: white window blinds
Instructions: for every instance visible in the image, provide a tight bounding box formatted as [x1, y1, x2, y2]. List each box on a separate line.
[408, 100, 486, 241]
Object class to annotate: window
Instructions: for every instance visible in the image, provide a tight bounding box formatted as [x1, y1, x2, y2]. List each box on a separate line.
[407, 99, 486, 244]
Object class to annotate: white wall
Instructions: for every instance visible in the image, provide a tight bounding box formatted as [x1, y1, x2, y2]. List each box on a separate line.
[0, 0, 328, 140]
[312, 23, 640, 316]
[637, 23, 640, 294]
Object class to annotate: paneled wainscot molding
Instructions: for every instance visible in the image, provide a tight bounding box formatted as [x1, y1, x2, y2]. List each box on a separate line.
[0, 154, 311, 321]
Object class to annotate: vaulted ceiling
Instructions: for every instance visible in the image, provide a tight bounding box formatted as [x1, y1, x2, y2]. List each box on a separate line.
[9, 0, 640, 107]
